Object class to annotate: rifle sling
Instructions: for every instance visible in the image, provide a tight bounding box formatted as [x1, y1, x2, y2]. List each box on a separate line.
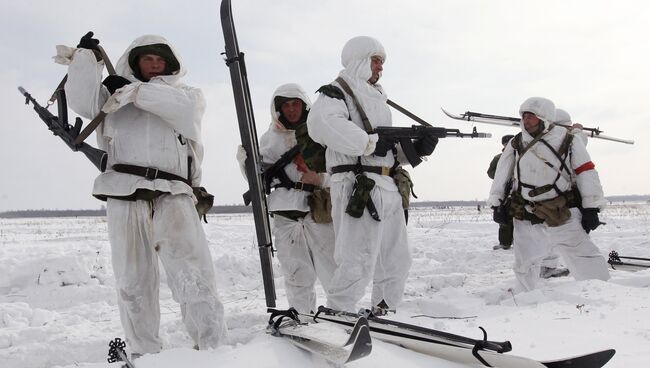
[48, 75, 68, 106]
[73, 45, 117, 145]
[386, 99, 431, 127]
[333, 76, 397, 222]
[334, 77, 374, 133]
[74, 111, 107, 145]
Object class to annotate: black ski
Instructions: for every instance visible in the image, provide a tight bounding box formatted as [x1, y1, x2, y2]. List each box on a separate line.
[107, 338, 135, 368]
[220, 0, 276, 307]
[608, 251, 650, 270]
[310, 306, 511, 353]
[268, 309, 372, 365]
[308, 307, 615, 368]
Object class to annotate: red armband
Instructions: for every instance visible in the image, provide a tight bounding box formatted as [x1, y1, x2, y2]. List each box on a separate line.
[575, 161, 595, 175]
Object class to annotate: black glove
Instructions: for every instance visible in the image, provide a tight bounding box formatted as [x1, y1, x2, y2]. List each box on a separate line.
[493, 206, 508, 225]
[581, 208, 600, 233]
[373, 137, 393, 157]
[102, 75, 131, 94]
[414, 134, 439, 157]
[77, 31, 100, 51]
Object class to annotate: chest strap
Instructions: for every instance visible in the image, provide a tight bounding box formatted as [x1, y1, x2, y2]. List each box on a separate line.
[113, 164, 191, 186]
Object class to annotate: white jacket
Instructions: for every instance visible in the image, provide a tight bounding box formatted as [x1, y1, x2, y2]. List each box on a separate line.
[488, 116, 606, 210]
[259, 83, 327, 212]
[307, 36, 399, 191]
[65, 35, 205, 198]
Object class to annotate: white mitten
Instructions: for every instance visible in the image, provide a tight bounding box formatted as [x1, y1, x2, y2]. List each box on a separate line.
[236, 144, 248, 179]
[52, 45, 76, 65]
[101, 83, 139, 114]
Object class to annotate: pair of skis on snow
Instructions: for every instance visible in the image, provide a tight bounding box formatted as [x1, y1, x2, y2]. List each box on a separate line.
[103, 307, 615, 368]
[269, 306, 615, 367]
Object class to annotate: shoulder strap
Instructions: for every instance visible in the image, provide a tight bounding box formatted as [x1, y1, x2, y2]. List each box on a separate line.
[558, 131, 574, 157]
[335, 77, 374, 133]
[316, 84, 345, 100]
[513, 127, 552, 194]
[510, 133, 523, 154]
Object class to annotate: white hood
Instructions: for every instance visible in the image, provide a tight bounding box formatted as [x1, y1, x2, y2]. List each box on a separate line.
[114, 34, 186, 83]
[340, 36, 386, 83]
[519, 96, 556, 137]
[554, 108, 571, 124]
[259, 83, 315, 213]
[269, 83, 312, 129]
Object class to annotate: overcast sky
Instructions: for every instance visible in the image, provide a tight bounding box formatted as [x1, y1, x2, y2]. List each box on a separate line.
[1, 0, 647, 211]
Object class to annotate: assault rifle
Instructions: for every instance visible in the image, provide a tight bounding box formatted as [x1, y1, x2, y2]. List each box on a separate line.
[18, 86, 107, 172]
[441, 108, 635, 145]
[242, 145, 300, 205]
[375, 125, 491, 167]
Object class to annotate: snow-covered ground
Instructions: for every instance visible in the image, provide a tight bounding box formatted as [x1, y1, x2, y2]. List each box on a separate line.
[1, 203, 649, 368]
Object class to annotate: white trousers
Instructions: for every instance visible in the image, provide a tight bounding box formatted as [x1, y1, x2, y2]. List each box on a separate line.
[513, 208, 610, 291]
[272, 214, 337, 313]
[107, 194, 226, 354]
[326, 179, 411, 312]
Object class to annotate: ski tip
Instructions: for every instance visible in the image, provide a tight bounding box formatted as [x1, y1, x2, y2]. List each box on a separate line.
[440, 107, 455, 118]
[346, 324, 372, 363]
[219, 0, 232, 19]
[542, 348, 615, 368]
[602, 348, 616, 361]
[584, 349, 616, 368]
[343, 316, 370, 346]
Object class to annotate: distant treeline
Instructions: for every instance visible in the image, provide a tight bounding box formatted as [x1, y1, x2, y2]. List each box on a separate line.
[1, 195, 648, 219]
[0, 205, 252, 219]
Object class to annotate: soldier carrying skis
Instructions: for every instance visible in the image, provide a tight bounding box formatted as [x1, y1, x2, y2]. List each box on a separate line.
[487, 96, 610, 291]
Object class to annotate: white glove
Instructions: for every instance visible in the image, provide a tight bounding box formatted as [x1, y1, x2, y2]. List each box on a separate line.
[52, 45, 76, 65]
[101, 83, 139, 114]
[363, 133, 379, 156]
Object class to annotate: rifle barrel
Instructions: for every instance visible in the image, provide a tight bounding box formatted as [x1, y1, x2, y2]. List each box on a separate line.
[18, 85, 108, 171]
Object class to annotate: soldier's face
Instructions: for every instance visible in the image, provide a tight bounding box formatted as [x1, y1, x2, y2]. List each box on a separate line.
[138, 54, 167, 81]
[369, 55, 383, 84]
[280, 99, 304, 124]
[522, 112, 541, 134]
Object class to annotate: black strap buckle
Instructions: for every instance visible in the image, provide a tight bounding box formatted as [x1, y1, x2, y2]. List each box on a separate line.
[145, 167, 159, 180]
[294, 182, 305, 190]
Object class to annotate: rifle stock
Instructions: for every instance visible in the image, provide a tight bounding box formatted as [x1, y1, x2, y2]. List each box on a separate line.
[18, 86, 107, 172]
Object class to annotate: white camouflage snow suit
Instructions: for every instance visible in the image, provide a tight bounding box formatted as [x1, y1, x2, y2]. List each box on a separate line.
[487, 97, 610, 290]
[307, 36, 412, 312]
[258, 83, 337, 313]
[63, 35, 226, 354]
